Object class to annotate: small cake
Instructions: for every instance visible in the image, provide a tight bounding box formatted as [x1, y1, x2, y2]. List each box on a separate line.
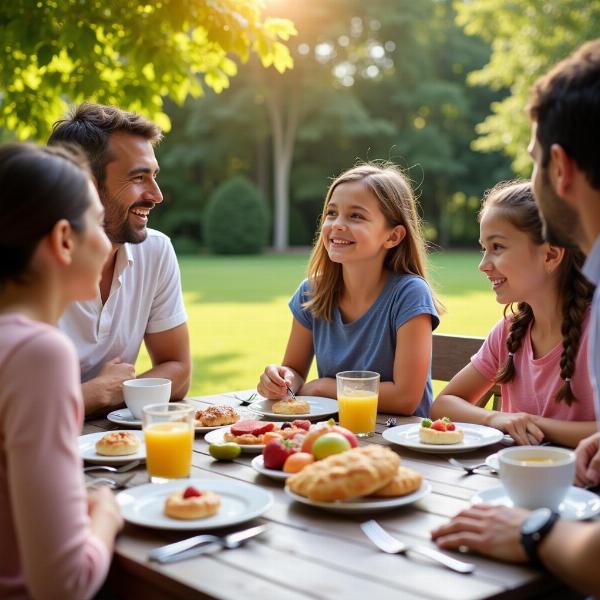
[418, 418, 464, 445]
[195, 405, 240, 428]
[95, 431, 140, 456]
[164, 486, 221, 520]
[272, 398, 310, 415]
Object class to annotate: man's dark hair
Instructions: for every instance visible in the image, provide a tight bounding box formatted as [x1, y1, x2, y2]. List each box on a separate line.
[48, 102, 162, 187]
[528, 39, 600, 190]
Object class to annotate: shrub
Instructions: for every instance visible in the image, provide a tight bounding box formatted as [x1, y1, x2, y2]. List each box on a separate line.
[204, 176, 269, 255]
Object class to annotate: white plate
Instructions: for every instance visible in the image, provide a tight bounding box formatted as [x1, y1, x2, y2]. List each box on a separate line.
[247, 396, 338, 421]
[382, 423, 504, 454]
[107, 407, 228, 433]
[107, 408, 142, 428]
[284, 481, 432, 514]
[79, 430, 146, 464]
[204, 426, 266, 453]
[471, 485, 600, 520]
[117, 478, 274, 530]
[251, 455, 291, 481]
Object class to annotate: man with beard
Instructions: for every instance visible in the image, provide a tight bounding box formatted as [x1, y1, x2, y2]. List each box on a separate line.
[432, 40, 600, 597]
[49, 103, 190, 415]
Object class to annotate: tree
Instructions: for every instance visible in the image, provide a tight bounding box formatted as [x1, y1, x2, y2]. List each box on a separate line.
[0, 0, 295, 139]
[455, 0, 600, 174]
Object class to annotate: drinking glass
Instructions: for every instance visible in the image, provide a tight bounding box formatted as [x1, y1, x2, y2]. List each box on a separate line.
[336, 371, 380, 438]
[143, 402, 194, 483]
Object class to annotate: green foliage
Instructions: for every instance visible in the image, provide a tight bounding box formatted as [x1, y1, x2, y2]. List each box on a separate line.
[455, 0, 600, 174]
[204, 176, 269, 255]
[0, 0, 295, 140]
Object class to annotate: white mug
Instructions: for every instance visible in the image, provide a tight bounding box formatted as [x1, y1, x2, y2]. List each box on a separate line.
[123, 378, 171, 420]
[498, 446, 575, 511]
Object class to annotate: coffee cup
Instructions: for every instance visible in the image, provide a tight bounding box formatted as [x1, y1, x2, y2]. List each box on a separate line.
[123, 378, 171, 420]
[498, 446, 575, 511]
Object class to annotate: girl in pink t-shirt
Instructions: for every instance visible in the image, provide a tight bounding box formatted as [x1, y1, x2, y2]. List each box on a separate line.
[432, 180, 595, 447]
[0, 143, 121, 599]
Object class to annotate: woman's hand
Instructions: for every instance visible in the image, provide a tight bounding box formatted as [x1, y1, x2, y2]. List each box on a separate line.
[88, 486, 123, 548]
[298, 377, 336, 398]
[257, 364, 297, 400]
[486, 411, 545, 445]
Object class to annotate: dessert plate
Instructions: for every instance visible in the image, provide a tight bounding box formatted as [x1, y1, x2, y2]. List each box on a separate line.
[383, 423, 504, 454]
[79, 430, 146, 464]
[284, 481, 432, 514]
[247, 396, 338, 421]
[204, 426, 266, 453]
[471, 485, 600, 520]
[107, 408, 141, 428]
[117, 478, 274, 530]
[251, 455, 291, 481]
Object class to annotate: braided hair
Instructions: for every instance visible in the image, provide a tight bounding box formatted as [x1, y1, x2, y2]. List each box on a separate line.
[480, 181, 595, 405]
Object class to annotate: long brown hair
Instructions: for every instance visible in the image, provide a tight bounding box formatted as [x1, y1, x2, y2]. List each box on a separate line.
[303, 162, 444, 320]
[480, 180, 595, 405]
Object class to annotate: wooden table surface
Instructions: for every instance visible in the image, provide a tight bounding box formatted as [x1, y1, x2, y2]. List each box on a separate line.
[84, 392, 585, 600]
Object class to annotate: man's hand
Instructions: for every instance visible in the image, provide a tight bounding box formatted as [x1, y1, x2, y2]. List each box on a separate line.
[82, 357, 135, 415]
[575, 432, 600, 487]
[431, 504, 530, 563]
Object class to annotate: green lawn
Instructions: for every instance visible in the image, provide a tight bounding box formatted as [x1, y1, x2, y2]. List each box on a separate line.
[137, 251, 504, 396]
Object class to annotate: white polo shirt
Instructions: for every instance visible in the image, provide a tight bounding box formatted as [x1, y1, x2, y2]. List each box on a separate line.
[59, 229, 187, 382]
[583, 236, 600, 429]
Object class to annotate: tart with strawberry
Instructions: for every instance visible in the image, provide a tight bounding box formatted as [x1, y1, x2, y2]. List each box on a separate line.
[418, 417, 464, 445]
[164, 485, 221, 520]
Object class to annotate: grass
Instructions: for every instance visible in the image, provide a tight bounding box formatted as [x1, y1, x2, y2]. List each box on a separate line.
[136, 251, 505, 396]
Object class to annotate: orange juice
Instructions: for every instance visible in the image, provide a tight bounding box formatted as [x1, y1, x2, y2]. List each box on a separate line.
[338, 393, 378, 436]
[144, 421, 193, 479]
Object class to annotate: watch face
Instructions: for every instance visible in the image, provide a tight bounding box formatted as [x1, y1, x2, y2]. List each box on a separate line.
[522, 507, 553, 535]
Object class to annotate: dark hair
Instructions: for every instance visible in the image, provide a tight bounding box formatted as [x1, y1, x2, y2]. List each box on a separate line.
[0, 142, 93, 285]
[479, 180, 595, 405]
[48, 102, 162, 187]
[528, 40, 600, 190]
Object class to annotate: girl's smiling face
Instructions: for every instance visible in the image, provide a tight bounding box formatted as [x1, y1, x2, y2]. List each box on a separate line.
[321, 181, 404, 266]
[478, 207, 556, 305]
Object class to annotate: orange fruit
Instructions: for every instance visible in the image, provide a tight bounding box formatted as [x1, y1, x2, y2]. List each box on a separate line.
[283, 452, 315, 473]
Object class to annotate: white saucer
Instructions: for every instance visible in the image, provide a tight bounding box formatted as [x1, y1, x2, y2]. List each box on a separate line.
[251, 455, 291, 481]
[107, 408, 142, 428]
[79, 430, 146, 464]
[471, 485, 600, 520]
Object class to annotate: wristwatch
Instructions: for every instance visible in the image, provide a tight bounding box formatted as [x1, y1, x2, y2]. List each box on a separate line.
[520, 507, 560, 568]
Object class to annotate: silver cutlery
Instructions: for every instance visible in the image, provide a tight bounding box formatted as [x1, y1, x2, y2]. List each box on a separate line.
[85, 472, 136, 490]
[148, 524, 268, 564]
[386, 417, 397, 427]
[232, 392, 258, 405]
[448, 458, 492, 475]
[83, 459, 141, 474]
[285, 383, 297, 401]
[360, 520, 475, 574]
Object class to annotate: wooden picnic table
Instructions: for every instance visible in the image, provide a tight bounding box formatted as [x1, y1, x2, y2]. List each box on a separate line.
[84, 392, 585, 600]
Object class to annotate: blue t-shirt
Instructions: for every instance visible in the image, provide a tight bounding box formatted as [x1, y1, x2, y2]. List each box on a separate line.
[289, 273, 440, 417]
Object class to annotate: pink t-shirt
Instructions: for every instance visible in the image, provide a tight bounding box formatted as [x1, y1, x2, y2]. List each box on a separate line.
[0, 314, 110, 600]
[471, 311, 595, 421]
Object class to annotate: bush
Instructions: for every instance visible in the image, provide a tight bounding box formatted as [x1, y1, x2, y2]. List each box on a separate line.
[204, 176, 269, 255]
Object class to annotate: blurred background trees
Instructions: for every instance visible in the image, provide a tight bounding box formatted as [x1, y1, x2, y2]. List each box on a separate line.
[1, 0, 598, 253]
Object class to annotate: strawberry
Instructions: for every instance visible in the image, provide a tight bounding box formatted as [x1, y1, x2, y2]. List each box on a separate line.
[263, 439, 296, 470]
[431, 419, 447, 432]
[292, 419, 311, 431]
[182, 486, 202, 499]
[446, 422, 456, 431]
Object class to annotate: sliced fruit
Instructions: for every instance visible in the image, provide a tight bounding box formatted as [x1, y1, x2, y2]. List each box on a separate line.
[430, 419, 447, 432]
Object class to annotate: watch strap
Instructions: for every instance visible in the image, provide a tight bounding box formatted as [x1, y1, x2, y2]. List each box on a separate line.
[521, 510, 560, 568]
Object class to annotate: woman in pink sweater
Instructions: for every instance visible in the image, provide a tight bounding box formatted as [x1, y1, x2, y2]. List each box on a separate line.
[0, 143, 122, 599]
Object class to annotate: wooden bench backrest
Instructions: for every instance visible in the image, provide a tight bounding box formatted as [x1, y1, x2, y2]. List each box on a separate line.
[432, 333, 501, 409]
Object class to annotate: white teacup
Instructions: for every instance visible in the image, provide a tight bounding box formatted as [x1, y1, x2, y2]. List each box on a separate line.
[123, 378, 171, 420]
[498, 446, 575, 511]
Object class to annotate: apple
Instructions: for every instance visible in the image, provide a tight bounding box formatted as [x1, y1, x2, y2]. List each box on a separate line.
[263, 439, 296, 470]
[311, 432, 351, 460]
[331, 425, 358, 448]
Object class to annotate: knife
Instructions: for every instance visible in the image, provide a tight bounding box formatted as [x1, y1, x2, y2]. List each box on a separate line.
[148, 524, 268, 564]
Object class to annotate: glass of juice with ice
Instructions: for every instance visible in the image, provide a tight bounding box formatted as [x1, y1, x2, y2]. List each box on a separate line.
[143, 402, 195, 483]
[336, 371, 380, 438]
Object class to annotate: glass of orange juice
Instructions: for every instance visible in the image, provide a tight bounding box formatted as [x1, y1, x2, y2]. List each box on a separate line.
[143, 402, 194, 483]
[336, 371, 380, 438]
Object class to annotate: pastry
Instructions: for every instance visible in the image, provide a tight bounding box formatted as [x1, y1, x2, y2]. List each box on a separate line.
[286, 445, 400, 502]
[195, 405, 239, 428]
[164, 486, 221, 520]
[370, 466, 422, 497]
[272, 398, 310, 415]
[419, 418, 464, 445]
[95, 431, 140, 456]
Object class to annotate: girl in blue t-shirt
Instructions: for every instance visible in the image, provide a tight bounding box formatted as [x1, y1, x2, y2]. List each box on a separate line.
[257, 163, 443, 416]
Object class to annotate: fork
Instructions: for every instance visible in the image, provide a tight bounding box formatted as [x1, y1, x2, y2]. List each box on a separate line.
[85, 472, 136, 490]
[232, 392, 258, 405]
[448, 458, 491, 475]
[83, 459, 141, 474]
[360, 520, 475, 574]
